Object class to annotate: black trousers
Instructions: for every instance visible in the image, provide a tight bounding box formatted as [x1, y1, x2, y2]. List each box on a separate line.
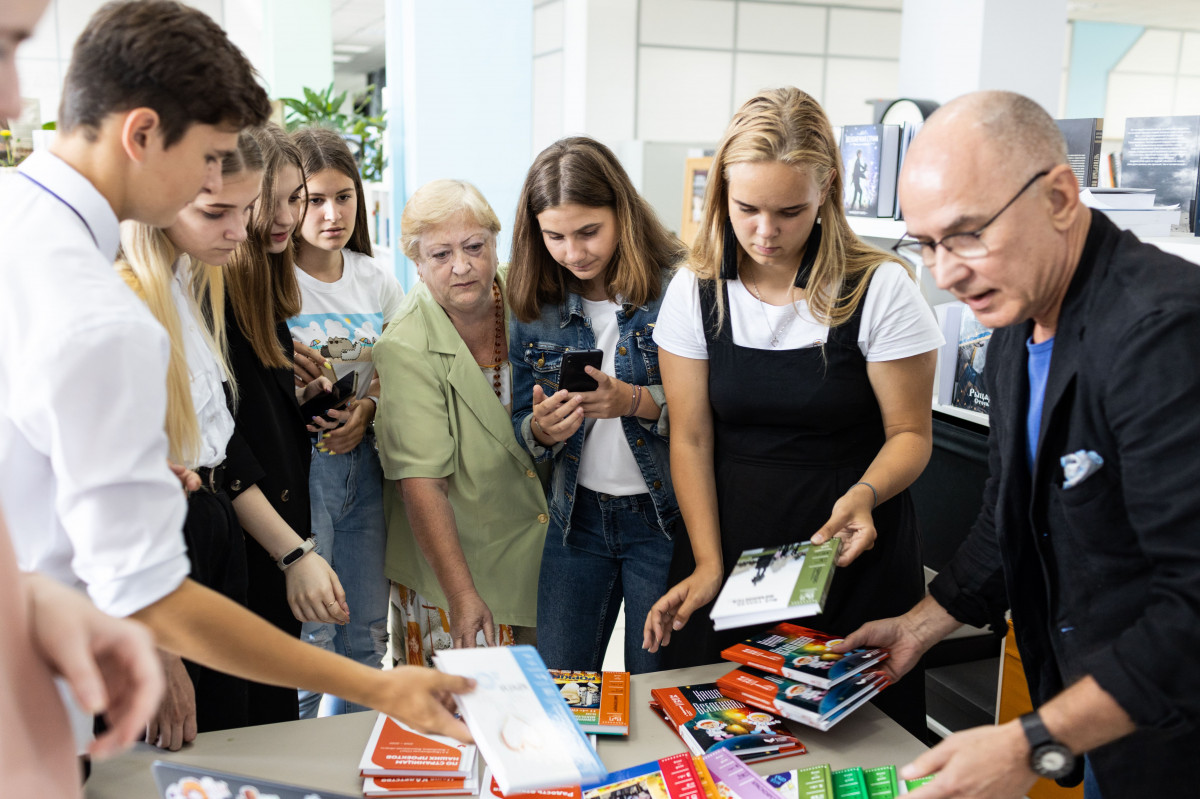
[180, 487, 250, 732]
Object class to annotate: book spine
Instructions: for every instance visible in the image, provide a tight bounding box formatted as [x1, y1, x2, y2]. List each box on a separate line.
[600, 671, 629, 728]
[703, 749, 781, 799]
[1089, 120, 1103, 188]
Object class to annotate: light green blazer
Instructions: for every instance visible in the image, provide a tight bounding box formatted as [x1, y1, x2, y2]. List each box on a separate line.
[374, 271, 547, 627]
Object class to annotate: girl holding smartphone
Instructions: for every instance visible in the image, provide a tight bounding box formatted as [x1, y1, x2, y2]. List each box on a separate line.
[288, 128, 402, 717]
[507, 136, 686, 674]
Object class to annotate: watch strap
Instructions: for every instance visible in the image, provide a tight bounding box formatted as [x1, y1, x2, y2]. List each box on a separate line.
[1019, 711, 1054, 748]
[277, 538, 316, 571]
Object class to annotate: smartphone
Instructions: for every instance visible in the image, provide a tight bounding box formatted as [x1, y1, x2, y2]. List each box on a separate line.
[560, 349, 604, 392]
[299, 370, 359, 422]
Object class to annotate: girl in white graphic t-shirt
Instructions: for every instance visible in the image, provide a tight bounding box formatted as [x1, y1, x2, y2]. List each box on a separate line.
[289, 128, 402, 717]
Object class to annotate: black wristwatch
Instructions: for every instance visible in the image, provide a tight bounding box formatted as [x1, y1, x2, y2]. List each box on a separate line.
[1020, 711, 1075, 780]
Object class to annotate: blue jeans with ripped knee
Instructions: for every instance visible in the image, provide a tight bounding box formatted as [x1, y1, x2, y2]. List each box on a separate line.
[297, 434, 389, 717]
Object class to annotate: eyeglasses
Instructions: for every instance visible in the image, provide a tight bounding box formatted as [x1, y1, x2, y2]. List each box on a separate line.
[892, 169, 1051, 264]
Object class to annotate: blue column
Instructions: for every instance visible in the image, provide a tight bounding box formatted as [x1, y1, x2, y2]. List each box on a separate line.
[1064, 21, 1144, 119]
[386, 1, 533, 289]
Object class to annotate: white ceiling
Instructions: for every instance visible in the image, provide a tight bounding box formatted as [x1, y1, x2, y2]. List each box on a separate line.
[1068, 0, 1200, 31]
[331, 0, 387, 76]
[327, 0, 1200, 80]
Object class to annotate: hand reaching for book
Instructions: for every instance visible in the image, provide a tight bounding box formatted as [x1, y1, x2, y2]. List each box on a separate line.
[833, 595, 962, 683]
[809, 484, 878, 567]
[641, 564, 724, 653]
[372, 665, 476, 744]
[900, 722, 1036, 799]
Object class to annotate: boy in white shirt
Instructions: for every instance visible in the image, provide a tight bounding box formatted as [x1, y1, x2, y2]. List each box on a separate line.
[0, 0, 471, 748]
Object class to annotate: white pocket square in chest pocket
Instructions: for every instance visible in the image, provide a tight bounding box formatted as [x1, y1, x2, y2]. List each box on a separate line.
[1060, 449, 1104, 489]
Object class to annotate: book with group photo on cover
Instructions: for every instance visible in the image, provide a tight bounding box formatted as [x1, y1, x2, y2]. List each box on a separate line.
[648, 683, 806, 763]
[710, 540, 840, 631]
[715, 667, 888, 732]
[720, 623, 888, 690]
[549, 669, 630, 735]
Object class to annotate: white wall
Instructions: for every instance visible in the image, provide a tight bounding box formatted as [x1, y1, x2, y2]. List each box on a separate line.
[533, 0, 903, 236]
[14, 0, 224, 127]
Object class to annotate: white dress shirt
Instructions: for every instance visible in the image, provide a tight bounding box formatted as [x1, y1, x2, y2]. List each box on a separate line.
[0, 151, 190, 618]
[171, 257, 235, 468]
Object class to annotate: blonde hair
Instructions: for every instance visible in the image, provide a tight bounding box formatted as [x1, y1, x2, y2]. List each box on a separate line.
[400, 179, 501, 262]
[693, 87, 911, 329]
[226, 124, 304, 368]
[115, 131, 261, 466]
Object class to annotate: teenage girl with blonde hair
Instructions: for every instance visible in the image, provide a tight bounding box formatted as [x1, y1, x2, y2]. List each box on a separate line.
[643, 88, 942, 734]
[118, 131, 344, 738]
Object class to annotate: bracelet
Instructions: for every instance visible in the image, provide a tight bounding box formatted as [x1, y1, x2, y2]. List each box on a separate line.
[625, 383, 643, 417]
[531, 417, 548, 440]
[850, 481, 878, 508]
[277, 537, 316, 571]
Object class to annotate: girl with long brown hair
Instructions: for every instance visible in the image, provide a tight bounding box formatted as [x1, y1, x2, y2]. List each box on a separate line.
[508, 136, 686, 674]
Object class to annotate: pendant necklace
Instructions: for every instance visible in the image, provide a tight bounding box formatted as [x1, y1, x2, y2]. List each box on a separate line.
[747, 269, 800, 348]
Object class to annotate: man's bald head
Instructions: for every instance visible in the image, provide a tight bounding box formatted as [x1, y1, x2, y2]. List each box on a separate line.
[898, 91, 1090, 335]
[904, 91, 1069, 194]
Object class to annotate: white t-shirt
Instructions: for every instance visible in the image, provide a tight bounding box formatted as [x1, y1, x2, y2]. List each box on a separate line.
[577, 298, 646, 496]
[288, 249, 404, 399]
[171, 259, 234, 469]
[653, 261, 944, 361]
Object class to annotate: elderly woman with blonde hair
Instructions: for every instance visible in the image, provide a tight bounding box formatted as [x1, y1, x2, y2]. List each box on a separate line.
[375, 179, 547, 665]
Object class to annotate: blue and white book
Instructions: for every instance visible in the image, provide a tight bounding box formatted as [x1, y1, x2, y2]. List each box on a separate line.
[434, 645, 607, 794]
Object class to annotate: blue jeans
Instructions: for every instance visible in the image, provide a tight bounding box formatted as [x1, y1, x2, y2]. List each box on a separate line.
[297, 434, 389, 717]
[1083, 756, 1102, 799]
[536, 485, 674, 675]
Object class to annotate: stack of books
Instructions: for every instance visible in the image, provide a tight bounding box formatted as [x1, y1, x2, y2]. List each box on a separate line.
[648, 682, 807, 763]
[714, 624, 890, 732]
[433, 646, 608, 794]
[766, 764, 935, 798]
[358, 713, 480, 797]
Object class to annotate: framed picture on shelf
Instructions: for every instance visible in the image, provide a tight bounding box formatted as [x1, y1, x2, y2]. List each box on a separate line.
[680, 156, 713, 247]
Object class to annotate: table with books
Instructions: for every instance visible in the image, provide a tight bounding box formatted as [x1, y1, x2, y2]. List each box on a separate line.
[85, 651, 929, 799]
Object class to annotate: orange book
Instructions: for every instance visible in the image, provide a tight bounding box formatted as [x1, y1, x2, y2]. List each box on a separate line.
[358, 713, 477, 777]
[364, 772, 480, 796]
[548, 669, 630, 735]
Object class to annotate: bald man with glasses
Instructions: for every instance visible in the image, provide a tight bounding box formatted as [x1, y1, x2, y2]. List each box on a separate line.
[837, 90, 1200, 799]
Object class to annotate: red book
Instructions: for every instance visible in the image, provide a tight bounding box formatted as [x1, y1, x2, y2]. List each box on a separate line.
[648, 683, 805, 763]
[720, 623, 888, 689]
[358, 713, 477, 777]
[716, 667, 888, 732]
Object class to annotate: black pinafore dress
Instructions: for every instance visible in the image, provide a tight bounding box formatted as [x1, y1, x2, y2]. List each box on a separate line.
[661, 270, 926, 734]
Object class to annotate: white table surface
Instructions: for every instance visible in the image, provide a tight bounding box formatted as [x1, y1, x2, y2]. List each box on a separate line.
[85, 662, 928, 798]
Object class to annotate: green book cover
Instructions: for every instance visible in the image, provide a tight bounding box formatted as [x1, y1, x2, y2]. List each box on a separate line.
[788, 539, 838, 608]
[832, 767, 868, 798]
[905, 774, 936, 791]
[862, 766, 899, 799]
[795, 764, 834, 799]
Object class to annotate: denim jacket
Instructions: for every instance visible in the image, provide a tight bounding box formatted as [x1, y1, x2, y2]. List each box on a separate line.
[509, 271, 678, 542]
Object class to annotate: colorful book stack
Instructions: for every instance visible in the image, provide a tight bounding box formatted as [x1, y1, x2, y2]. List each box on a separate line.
[715, 624, 890, 732]
[433, 645, 608, 794]
[766, 765, 935, 798]
[548, 669, 631, 735]
[648, 682, 807, 763]
[358, 713, 479, 797]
